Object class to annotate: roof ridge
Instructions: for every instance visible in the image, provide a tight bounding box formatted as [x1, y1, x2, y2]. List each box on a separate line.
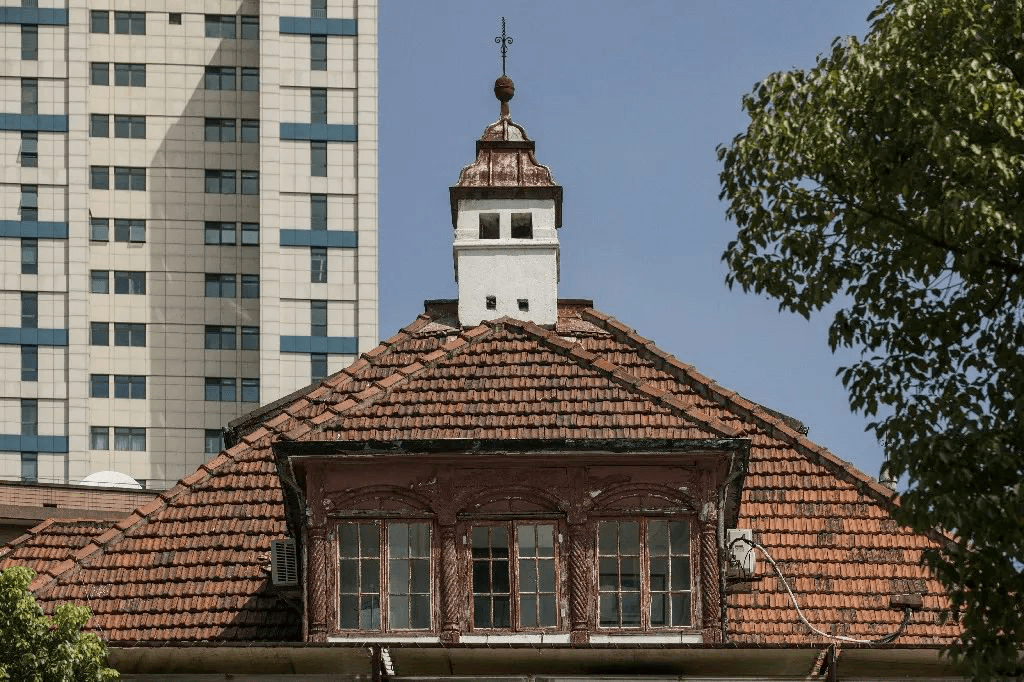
[579, 308, 898, 507]
[27, 437, 258, 596]
[281, 323, 497, 441]
[495, 317, 741, 439]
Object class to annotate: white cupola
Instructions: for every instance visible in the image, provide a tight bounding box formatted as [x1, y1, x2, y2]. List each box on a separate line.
[449, 75, 563, 327]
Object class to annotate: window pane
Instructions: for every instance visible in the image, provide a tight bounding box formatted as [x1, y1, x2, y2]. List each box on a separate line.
[21, 345, 37, 381]
[311, 35, 327, 70]
[241, 222, 259, 245]
[90, 374, 109, 398]
[472, 526, 511, 628]
[240, 15, 259, 40]
[311, 353, 328, 382]
[90, 321, 109, 345]
[311, 194, 327, 230]
[22, 25, 38, 61]
[311, 88, 327, 123]
[339, 522, 381, 630]
[241, 326, 259, 350]
[90, 10, 108, 33]
[311, 141, 327, 176]
[311, 247, 328, 283]
[240, 68, 259, 91]
[90, 62, 109, 85]
[240, 119, 259, 142]
[90, 217, 109, 241]
[90, 426, 109, 450]
[21, 238, 37, 275]
[90, 270, 109, 294]
[204, 429, 222, 454]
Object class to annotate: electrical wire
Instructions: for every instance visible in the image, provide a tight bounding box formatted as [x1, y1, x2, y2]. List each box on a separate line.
[729, 536, 913, 645]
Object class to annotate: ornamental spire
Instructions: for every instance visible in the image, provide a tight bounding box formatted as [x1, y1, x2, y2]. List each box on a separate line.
[493, 17, 515, 118]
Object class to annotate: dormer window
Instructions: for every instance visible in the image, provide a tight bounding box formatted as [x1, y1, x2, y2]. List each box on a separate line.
[479, 213, 499, 239]
[511, 213, 533, 239]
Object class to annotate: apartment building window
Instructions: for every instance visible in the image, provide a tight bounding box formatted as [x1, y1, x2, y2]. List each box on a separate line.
[311, 194, 327, 230]
[114, 219, 146, 243]
[114, 11, 145, 35]
[21, 25, 37, 61]
[241, 15, 258, 39]
[205, 377, 236, 401]
[241, 378, 259, 403]
[205, 325, 235, 350]
[90, 426, 109, 450]
[311, 0, 327, 18]
[113, 271, 146, 294]
[205, 169, 236, 194]
[241, 119, 259, 142]
[21, 292, 37, 328]
[21, 345, 38, 381]
[114, 375, 146, 399]
[205, 118, 235, 142]
[311, 353, 328, 382]
[204, 14, 235, 38]
[20, 132, 38, 167]
[89, 114, 109, 137]
[311, 247, 328, 283]
[20, 185, 37, 221]
[311, 142, 328, 177]
[240, 171, 259, 195]
[311, 88, 327, 123]
[169, 12, 181, 25]
[21, 399, 37, 435]
[90, 374, 109, 398]
[90, 322, 109, 345]
[114, 115, 146, 139]
[241, 222, 259, 245]
[240, 68, 259, 91]
[21, 79, 37, 115]
[90, 62, 109, 85]
[114, 427, 145, 451]
[205, 221, 235, 244]
[114, 63, 146, 86]
[204, 429, 223, 454]
[90, 218, 109, 241]
[114, 166, 146, 190]
[204, 66, 235, 90]
[241, 325, 259, 350]
[240, 274, 260, 298]
[90, 10, 108, 33]
[204, 274, 235, 298]
[21, 238, 38, 274]
[90, 270, 109, 294]
[114, 322, 146, 347]
[311, 300, 327, 337]
[90, 165, 109, 189]
[311, 35, 327, 70]
[21, 453, 37, 483]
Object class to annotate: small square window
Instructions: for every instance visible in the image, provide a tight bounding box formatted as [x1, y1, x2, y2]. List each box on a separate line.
[241, 15, 259, 40]
[204, 66, 235, 90]
[90, 217, 109, 241]
[241, 222, 259, 245]
[114, 63, 146, 87]
[240, 68, 259, 91]
[90, 373, 109, 398]
[90, 426, 110, 450]
[311, 353, 328, 383]
[204, 14, 235, 39]
[89, 114, 109, 138]
[114, 322, 146, 347]
[114, 11, 145, 35]
[90, 321, 109, 345]
[205, 377, 235, 402]
[114, 374, 146, 399]
[240, 119, 259, 142]
[312, 0, 327, 17]
[113, 115, 146, 139]
[241, 274, 260, 298]
[205, 117, 235, 142]
[241, 325, 260, 350]
[205, 221, 235, 245]
[204, 429, 223, 454]
[113, 271, 146, 294]
[114, 219, 146, 243]
[511, 213, 533, 239]
[205, 325, 235, 350]
[518, 299, 529, 312]
[205, 273, 235, 298]
[479, 213, 500, 239]
[240, 170, 259, 195]
[486, 295, 497, 310]
[90, 165, 109, 189]
[114, 427, 146, 451]
[90, 62, 110, 86]
[241, 378, 260, 403]
[169, 12, 182, 25]
[90, 270, 109, 294]
[90, 10, 108, 33]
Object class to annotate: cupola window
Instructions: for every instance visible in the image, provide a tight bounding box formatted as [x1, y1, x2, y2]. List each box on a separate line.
[511, 213, 533, 239]
[479, 213, 499, 239]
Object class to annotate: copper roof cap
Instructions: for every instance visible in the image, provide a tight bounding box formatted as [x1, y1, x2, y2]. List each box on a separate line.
[494, 75, 515, 117]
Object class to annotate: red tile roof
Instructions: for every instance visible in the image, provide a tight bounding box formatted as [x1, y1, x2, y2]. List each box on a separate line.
[11, 301, 958, 646]
[0, 519, 113, 582]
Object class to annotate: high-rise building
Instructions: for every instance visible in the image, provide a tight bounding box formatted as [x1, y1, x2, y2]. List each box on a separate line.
[0, 1, 378, 490]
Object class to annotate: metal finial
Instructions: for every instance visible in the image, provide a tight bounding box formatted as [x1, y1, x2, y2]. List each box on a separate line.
[494, 17, 513, 76]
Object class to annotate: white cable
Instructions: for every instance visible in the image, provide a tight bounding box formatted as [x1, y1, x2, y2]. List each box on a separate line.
[730, 536, 909, 645]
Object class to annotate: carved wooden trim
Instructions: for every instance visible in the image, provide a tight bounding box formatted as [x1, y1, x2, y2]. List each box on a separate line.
[439, 522, 461, 643]
[308, 525, 329, 642]
[566, 519, 592, 644]
[700, 519, 722, 642]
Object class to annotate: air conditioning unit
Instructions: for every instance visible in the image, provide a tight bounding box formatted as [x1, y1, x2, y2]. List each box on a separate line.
[271, 539, 298, 586]
[726, 529, 756, 578]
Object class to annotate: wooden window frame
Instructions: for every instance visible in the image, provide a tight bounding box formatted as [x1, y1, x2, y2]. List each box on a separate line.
[594, 515, 695, 633]
[334, 519, 434, 634]
[466, 519, 563, 633]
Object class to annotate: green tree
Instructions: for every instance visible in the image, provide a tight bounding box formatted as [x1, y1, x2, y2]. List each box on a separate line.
[717, 0, 1023, 677]
[0, 566, 118, 681]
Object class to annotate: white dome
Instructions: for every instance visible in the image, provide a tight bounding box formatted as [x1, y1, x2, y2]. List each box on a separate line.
[79, 470, 143, 489]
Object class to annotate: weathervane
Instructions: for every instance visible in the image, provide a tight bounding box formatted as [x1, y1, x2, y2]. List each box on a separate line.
[495, 17, 513, 76]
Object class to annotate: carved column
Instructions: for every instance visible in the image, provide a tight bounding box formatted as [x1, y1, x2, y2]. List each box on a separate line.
[566, 514, 591, 644]
[700, 519, 722, 642]
[307, 525, 329, 642]
[438, 519, 461, 643]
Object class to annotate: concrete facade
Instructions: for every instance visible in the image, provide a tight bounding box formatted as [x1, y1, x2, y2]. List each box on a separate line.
[0, 0, 378, 490]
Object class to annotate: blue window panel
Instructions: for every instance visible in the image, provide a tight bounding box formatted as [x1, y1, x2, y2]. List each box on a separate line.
[0, 113, 68, 132]
[0, 221, 68, 239]
[279, 122, 357, 142]
[279, 17, 355, 36]
[0, 7, 69, 25]
[279, 229, 357, 248]
[279, 336, 357, 354]
[0, 435, 68, 453]
[0, 327, 68, 346]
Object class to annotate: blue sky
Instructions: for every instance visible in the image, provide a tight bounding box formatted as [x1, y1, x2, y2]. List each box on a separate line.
[378, 1, 885, 478]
